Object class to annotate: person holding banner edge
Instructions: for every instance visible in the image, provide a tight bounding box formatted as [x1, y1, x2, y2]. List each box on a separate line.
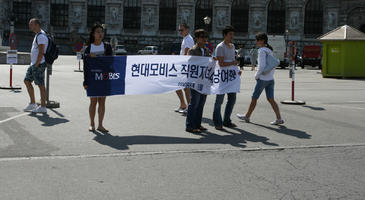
[236, 32, 284, 125]
[185, 29, 211, 133]
[175, 23, 193, 114]
[213, 26, 239, 130]
[83, 24, 113, 132]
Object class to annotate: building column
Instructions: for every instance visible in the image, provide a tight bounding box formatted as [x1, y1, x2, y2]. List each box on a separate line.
[248, 1, 266, 39]
[324, 0, 340, 33]
[212, 0, 231, 38]
[287, 0, 303, 41]
[141, 0, 159, 36]
[69, 0, 87, 34]
[105, 0, 124, 35]
[0, 0, 5, 45]
[32, 0, 50, 31]
[177, 0, 195, 36]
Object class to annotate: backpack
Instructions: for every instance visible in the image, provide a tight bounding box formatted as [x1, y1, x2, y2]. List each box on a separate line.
[262, 50, 280, 75]
[36, 32, 59, 65]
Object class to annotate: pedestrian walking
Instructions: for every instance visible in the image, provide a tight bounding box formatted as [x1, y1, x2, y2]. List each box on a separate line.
[175, 23, 193, 114]
[185, 29, 211, 133]
[237, 45, 245, 70]
[236, 32, 284, 125]
[213, 26, 238, 130]
[249, 46, 258, 71]
[83, 24, 113, 132]
[23, 18, 49, 113]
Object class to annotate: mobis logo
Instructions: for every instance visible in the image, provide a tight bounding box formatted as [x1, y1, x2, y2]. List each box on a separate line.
[95, 72, 120, 80]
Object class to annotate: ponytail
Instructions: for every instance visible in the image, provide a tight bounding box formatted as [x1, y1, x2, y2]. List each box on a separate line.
[266, 44, 273, 51]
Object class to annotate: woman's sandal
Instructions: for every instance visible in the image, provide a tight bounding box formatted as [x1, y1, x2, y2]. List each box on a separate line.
[89, 126, 95, 132]
[97, 127, 109, 133]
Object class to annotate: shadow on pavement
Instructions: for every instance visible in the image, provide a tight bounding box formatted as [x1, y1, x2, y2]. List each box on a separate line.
[91, 125, 279, 150]
[302, 105, 326, 111]
[29, 113, 69, 127]
[251, 123, 311, 139]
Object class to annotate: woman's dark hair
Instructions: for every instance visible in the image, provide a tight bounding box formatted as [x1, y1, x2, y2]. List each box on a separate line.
[88, 24, 104, 45]
[255, 32, 273, 51]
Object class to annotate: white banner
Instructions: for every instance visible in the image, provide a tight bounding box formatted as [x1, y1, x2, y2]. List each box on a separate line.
[124, 55, 241, 95]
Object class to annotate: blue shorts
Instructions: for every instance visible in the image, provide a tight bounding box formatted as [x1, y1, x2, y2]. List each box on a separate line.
[252, 79, 275, 99]
[24, 63, 47, 85]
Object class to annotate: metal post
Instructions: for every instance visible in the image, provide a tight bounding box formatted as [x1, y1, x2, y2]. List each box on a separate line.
[10, 64, 13, 87]
[281, 41, 305, 105]
[44, 64, 60, 108]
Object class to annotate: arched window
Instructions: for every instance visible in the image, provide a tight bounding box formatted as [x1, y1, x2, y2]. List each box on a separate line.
[13, 0, 32, 28]
[87, 0, 105, 28]
[195, 0, 212, 31]
[159, 0, 177, 31]
[51, 0, 69, 28]
[123, 0, 141, 30]
[231, 0, 249, 33]
[267, 0, 285, 34]
[304, 0, 323, 35]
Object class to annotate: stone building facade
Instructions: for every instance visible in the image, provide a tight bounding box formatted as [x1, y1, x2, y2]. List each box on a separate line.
[0, 0, 364, 54]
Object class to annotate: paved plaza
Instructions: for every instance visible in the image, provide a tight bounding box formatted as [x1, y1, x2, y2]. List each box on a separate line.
[0, 56, 364, 200]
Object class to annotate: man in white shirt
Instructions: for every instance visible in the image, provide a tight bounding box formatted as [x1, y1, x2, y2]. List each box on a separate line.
[23, 18, 49, 113]
[175, 23, 194, 113]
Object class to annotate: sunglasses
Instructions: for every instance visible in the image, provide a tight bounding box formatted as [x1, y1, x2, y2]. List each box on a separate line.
[178, 29, 184, 32]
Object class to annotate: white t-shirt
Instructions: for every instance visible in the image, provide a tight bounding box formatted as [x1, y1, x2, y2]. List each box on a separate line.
[90, 42, 105, 56]
[216, 41, 236, 63]
[31, 30, 48, 65]
[180, 34, 194, 55]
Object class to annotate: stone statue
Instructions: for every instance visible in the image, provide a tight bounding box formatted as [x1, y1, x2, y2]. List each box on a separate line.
[72, 6, 82, 24]
[145, 7, 154, 26]
[290, 11, 299, 29]
[182, 9, 190, 24]
[217, 9, 226, 27]
[110, 7, 119, 22]
[328, 12, 337, 29]
[36, 4, 46, 22]
[253, 13, 262, 29]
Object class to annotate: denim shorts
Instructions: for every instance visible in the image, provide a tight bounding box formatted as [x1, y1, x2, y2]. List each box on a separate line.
[252, 79, 275, 99]
[24, 62, 47, 85]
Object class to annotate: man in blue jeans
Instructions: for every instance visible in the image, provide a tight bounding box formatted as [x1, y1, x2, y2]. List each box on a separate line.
[185, 29, 211, 133]
[213, 26, 238, 130]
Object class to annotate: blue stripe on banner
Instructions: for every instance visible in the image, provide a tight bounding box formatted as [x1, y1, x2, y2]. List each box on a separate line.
[86, 56, 126, 96]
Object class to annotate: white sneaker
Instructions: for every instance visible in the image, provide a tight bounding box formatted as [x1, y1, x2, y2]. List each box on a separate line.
[271, 119, 284, 125]
[179, 108, 188, 114]
[24, 103, 38, 112]
[236, 114, 250, 122]
[32, 106, 47, 113]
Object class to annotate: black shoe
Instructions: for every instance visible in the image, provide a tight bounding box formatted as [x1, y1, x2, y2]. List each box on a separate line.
[223, 122, 237, 128]
[185, 128, 201, 133]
